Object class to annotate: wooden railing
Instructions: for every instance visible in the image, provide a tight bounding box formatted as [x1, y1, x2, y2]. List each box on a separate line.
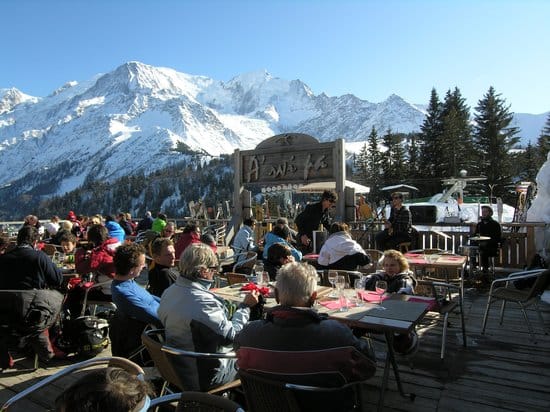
[350, 222, 546, 269]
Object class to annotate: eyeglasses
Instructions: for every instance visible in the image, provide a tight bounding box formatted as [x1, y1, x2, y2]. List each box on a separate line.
[392, 196, 402, 200]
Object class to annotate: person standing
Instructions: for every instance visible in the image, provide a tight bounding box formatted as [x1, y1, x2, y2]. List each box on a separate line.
[474, 206, 502, 275]
[294, 190, 337, 253]
[375, 192, 412, 250]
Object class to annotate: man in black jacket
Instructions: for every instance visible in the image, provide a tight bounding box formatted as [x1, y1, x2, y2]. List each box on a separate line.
[294, 190, 337, 253]
[0, 226, 64, 365]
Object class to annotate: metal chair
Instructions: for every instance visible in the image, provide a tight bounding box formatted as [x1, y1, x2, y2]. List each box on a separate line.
[148, 391, 244, 412]
[481, 269, 550, 341]
[1, 356, 144, 411]
[238, 369, 366, 412]
[80, 280, 117, 316]
[141, 329, 241, 396]
[415, 280, 466, 359]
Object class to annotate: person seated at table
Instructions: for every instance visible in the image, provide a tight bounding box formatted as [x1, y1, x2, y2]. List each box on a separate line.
[294, 190, 337, 253]
[0, 226, 64, 364]
[111, 243, 162, 327]
[135, 211, 154, 233]
[263, 224, 302, 262]
[375, 192, 413, 251]
[174, 220, 201, 259]
[232, 218, 261, 264]
[158, 243, 260, 391]
[105, 215, 126, 243]
[75, 224, 120, 297]
[264, 243, 295, 280]
[147, 237, 178, 298]
[55, 367, 155, 412]
[0, 236, 9, 255]
[317, 222, 371, 271]
[363, 249, 418, 355]
[473, 205, 502, 276]
[234, 261, 376, 411]
[57, 232, 77, 264]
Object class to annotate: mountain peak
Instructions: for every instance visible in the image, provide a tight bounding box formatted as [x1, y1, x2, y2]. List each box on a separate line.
[227, 69, 273, 88]
[0, 87, 39, 114]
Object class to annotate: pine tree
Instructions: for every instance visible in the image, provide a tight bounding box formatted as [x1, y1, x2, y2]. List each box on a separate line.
[418, 88, 443, 194]
[439, 88, 474, 179]
[366, 127, 382, 200]
[473, 86, 520, 196]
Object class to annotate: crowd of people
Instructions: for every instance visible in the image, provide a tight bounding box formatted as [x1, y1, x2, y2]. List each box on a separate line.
[0, 190, 507, 410]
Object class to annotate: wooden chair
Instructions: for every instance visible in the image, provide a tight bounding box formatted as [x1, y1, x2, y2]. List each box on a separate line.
[225, 272, 249, 286]
[239, 369, 367, 412]
[363, 249, 384, 273]
[481, 269, 550, 341]
[1, 357, 144, 411]
[415, 280, 466, 359]
[398, 242, 411, 253]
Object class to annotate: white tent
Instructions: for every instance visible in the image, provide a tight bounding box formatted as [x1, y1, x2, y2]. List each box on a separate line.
[296, 180, 370, 194]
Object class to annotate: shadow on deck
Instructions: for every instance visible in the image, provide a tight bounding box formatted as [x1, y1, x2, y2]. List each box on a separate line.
[1, 287, 549, 411]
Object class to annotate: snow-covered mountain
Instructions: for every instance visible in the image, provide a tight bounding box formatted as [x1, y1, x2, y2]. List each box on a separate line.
[0, 61, 547, 201]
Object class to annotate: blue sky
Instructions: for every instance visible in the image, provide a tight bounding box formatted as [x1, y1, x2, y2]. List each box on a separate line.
[2, 0, 549, 114]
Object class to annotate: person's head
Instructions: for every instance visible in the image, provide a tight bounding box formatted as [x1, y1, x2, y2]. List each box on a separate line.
[481, 206, 494, 219]
[67, 211, 77, 222]
[87, 224, 110, 246]
[275, 262, 319, 307]
[382, 249, 409, 276]
[328, 221, 349, 235]
[157, 213, 167, 222]
[178, 243, 218, 281]
[17, 225, 39, 246]
[59, 232, 78, 254]
[114, 243, 146, 278]
[50, 215, 60, 223]
[54, 367, 154, 412]
[160, 222, 176, 237]
[391, 192, 404, 208]
[90, 215, 102, 225]
[272, 224, 290, 240]
[267, 243, 294, 266]
[117, 213, 127, 222]
[320, 191, 337, 211]
[151, 238, 175, 267]
[125, 213, 132, 221]
[60, 220, 73, 232]
[24, 215, 39, 227]
[145, 211, 152, 218]
[182, 220, 200, 234]
[276, 217, 288, 226]
[243, 217, 256, 228]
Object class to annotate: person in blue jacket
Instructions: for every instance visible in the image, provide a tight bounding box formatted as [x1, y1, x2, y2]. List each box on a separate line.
[105, 215, 126, 243]
[111, 243, 162, 328]
[263, 224, 302, 262]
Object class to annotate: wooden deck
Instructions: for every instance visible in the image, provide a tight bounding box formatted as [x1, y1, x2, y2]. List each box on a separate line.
[1, 286, 549, 411]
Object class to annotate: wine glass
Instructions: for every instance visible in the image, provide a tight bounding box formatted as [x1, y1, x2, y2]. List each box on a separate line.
[375, 280, 388, 306]
[335, 274, 346, 291]
[328, 271, 338, 297]
[257, 271, 270, 287]
[353, 278, 365, 307]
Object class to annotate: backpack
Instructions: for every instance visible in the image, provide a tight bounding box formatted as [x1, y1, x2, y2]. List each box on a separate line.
[57, 315, 110, 357]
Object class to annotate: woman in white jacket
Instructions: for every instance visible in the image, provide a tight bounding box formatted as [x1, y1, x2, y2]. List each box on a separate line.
[317, 222, 370, 270]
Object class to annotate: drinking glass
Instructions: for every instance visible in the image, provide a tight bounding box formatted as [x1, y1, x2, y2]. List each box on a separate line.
[375, 280, 388, 306]
[335, 275, 346, 291]
[328, 271, 338, 297]
[257, 271, 270, 287]
[353, 278, 365, 307]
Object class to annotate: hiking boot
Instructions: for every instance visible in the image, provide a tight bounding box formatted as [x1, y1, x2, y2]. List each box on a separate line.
[393, 331, 419, 356]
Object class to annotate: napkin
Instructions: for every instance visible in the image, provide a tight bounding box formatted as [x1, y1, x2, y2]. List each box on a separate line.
[358, 290, 390, 303]
[318, 298, 356, 310]
[240, 282, 270, 296]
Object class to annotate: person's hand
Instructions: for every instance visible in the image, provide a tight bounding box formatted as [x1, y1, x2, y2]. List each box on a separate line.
[300, 234, 311, 246]
[243, 290, 260, 307]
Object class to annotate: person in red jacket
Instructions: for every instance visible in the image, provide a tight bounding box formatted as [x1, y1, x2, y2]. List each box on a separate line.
[174, 220, 201, 259]
[75, 224, 120, 297]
